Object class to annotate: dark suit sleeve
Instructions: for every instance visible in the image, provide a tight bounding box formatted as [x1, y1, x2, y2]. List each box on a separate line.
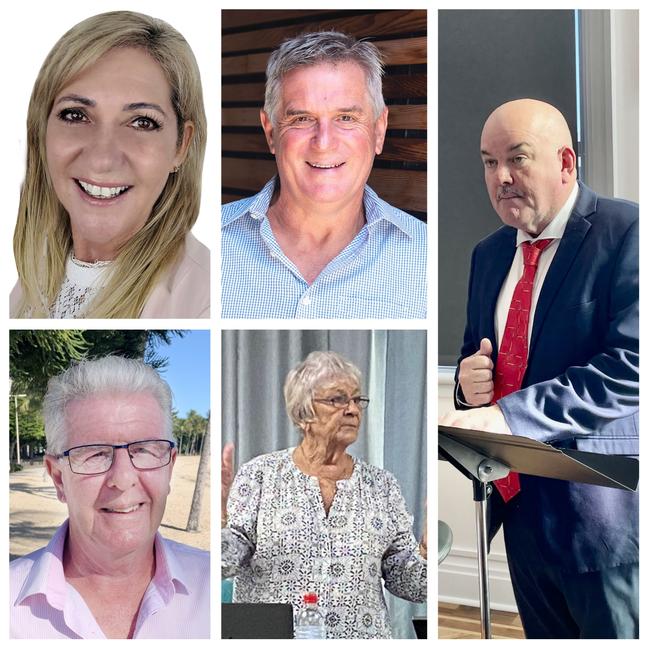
[498, 218, 639, 444]
[453, 245, 486, 410]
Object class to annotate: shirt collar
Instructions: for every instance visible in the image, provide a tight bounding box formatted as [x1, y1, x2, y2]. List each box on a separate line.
[15, 519, 69, 609]
[516, 182, 579, 246]
[362, 185, 417, 237]
[246, 177, 278, 221]
[153, 534, 192, 599]
[226, 176, 417, 239]
[15, 520, 191, 609]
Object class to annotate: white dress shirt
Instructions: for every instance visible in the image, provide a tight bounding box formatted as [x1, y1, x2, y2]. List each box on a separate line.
[495, 183, 579, 348]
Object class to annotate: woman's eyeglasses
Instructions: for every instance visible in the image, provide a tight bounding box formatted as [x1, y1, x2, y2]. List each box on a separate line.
[313, 395, 370, 410]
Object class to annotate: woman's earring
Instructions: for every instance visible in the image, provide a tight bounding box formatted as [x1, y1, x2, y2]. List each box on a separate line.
[171, 164, 181, 174]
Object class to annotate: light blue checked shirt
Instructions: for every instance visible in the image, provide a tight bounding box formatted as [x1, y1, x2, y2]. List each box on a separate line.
[222, 178, 426, 319]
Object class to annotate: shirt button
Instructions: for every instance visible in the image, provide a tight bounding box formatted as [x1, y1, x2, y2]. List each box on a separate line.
[301, 296, 311, 306]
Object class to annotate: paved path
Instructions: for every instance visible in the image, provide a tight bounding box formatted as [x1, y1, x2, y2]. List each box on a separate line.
[10, 455, 210, 560]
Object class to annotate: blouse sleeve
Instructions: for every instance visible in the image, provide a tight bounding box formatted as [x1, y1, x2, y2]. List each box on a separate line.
[221, 458, 263, 578]
[380, 474, 427, 603]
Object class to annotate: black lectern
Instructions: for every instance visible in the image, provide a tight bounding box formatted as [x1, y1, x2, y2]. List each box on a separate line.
[439, 425, 639, 639]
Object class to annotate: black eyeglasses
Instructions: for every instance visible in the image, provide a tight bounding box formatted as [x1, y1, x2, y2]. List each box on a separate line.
[313, 395, 370, 410]
[57, 439, 175, 475]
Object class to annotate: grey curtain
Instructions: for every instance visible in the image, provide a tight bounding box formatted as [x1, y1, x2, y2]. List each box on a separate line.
[222, 329, 426, 639]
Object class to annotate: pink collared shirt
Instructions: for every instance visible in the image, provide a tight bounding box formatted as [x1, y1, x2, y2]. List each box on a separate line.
[10, 520, 210, 638]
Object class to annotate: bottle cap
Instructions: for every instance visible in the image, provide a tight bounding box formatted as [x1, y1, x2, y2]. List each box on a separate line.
[303, 592, 318, 605]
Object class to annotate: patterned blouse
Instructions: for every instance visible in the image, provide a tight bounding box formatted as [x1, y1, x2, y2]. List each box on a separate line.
[222, 449, 427, 639]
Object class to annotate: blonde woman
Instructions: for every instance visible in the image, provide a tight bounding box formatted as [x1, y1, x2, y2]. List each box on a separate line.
[11, 11, 209, 318]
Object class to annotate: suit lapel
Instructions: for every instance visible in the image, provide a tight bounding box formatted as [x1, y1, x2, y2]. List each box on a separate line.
[528, 183, 596, 358]
[484, 228, 517, 358]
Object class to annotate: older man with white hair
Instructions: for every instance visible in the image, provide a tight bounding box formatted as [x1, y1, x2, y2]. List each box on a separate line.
[10, 356, 209, 639]
[222, 31, 426, 319]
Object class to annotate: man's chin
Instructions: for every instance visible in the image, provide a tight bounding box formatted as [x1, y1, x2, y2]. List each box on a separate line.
[295, 177, 367, 206]
[497, 206, 530, 229]
[96, 527, 156, 557]
[304, 186, 355, 204]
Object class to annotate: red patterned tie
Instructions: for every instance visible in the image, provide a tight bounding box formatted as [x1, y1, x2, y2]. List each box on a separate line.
[493, 238, 554, 502]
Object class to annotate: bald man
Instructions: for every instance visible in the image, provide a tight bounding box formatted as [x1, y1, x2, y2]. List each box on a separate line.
[441, 99, 638, 638]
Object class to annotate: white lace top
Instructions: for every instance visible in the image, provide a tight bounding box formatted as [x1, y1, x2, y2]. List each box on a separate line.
[49, 255, 112, 319]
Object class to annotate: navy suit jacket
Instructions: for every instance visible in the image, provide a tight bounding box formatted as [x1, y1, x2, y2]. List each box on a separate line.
[456, 182, 639, 573]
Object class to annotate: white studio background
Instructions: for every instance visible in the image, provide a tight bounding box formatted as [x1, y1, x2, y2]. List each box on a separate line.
[0, 0, 218, 292]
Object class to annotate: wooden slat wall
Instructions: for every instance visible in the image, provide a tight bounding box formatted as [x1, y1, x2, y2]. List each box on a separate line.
[222, 9, 427, 221]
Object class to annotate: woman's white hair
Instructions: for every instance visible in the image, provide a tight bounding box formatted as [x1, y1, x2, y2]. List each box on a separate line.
[264, 30, 385, 126]
[43, 356, 173, 454]
[283, 351, 362, 429]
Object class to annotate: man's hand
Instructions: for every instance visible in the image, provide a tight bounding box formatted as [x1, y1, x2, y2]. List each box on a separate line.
[221, 442, 235, 527]
[458, 338, 494, 406]
[439, 404, 511, 435]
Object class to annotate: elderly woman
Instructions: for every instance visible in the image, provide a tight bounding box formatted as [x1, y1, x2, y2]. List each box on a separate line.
[221, 351, 426, 639]
[11, 11, 208, 318]
[10, 357, 209, 638]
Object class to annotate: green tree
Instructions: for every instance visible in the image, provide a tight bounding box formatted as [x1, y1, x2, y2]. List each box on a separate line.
[173, 410, 208, 455]
[183, 410, 208, 455]
[10, 330, 88, 397]
[10, 330, 186, 401]
[83, 330, 186, 370]
[172, 412, 185, 453]
[9, 396, 45, 462]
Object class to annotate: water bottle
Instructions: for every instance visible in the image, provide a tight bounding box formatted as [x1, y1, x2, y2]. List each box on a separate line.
[294, 592, 327, 639]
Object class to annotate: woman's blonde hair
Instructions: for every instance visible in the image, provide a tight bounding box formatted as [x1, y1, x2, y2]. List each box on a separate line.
[13, 11, 206, 318]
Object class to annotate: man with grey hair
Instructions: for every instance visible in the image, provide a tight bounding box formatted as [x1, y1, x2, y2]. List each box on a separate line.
[10, 356, 209, 639]
[222, 31, 426, 319]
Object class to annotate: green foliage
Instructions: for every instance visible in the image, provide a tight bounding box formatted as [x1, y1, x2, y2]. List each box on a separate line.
[10, 330, 88, 397]
[9, 398, 45, 444]
[173, 410, 209, 455]
[9, 329, 186, 460]
[9, 395, 45, 463]
[82, 330, 186, 370]
[10, 330, 186, 401]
